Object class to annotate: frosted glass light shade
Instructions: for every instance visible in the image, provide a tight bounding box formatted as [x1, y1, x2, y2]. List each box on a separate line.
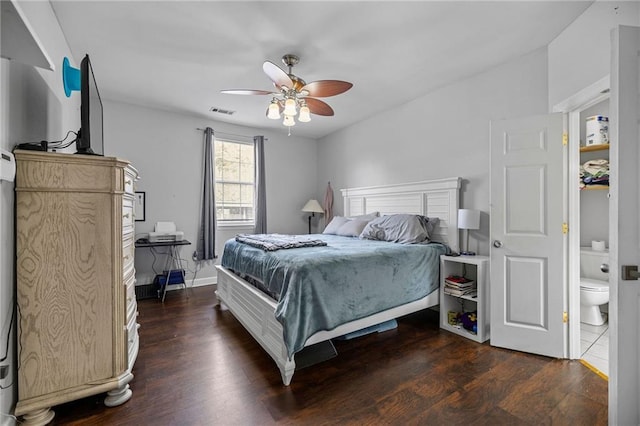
[301, 199, 324, 213]
[458, 209, 480, 230]
[267, 101, 280, 119]
[283, 115, 295, 127]
[283, 98, 297, 116]
[298, 106, 311, 122]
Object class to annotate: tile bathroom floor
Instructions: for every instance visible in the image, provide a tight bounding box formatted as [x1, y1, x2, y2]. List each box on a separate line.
[581, 318, 609, 377]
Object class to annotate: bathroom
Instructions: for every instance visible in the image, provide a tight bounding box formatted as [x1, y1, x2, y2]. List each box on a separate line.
[578, 98, 610, 377]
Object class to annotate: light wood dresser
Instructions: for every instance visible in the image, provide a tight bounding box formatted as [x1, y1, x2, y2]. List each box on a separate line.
[14, 150, 139, 425]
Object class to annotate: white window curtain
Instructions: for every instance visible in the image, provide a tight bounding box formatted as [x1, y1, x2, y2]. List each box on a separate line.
[197, 127, 216, 260]
[253, 135, 267, 234]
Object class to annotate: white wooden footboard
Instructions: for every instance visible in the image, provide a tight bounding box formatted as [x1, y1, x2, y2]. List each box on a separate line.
[215, 265, 296, 385]
[215, 265, 439, 385]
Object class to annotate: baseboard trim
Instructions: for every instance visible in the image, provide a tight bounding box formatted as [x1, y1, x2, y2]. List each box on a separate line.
[165, 276, 217, 291]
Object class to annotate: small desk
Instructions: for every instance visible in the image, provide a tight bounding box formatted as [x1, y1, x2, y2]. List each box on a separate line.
[135, 239, 191, 302]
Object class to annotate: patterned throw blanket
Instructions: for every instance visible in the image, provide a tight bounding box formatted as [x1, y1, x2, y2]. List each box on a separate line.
[235, 234, 327, 251]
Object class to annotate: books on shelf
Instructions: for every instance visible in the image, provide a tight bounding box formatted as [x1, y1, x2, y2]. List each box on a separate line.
[443, 275, 477, 297]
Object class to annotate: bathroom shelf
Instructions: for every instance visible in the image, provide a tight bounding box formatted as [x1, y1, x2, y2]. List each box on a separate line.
[580, 144, 609, 153]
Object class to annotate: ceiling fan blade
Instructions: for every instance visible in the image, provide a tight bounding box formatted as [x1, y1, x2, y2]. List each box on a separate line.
[305, 98, 334, 116]
[221, 89, 275, 95]
[301, 80, 353, 97]
[263, 61, 293, 90]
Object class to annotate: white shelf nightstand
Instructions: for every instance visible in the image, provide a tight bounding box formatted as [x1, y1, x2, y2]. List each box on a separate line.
[439, 255, 490, 343]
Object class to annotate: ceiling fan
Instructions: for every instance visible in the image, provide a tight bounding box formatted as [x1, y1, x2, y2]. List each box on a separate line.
[221, 54, 353, 128]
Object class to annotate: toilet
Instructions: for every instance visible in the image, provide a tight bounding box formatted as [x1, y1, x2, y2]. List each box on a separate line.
[580, 247, 609, 326]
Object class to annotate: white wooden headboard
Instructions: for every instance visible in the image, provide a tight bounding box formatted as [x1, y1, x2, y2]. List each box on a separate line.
[341, 177, 461, 252]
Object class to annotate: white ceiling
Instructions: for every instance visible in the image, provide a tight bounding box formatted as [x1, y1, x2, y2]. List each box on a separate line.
[50, 1, 592, 139]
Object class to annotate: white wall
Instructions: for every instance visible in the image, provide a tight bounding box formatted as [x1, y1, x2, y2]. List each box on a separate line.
[317, 47, 550, 256]
[104, 101, 318, 287]
[0, 2, 79, 423]
[548, 1, 640, 110]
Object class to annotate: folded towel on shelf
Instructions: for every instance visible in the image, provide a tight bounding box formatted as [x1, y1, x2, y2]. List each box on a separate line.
[582, 159, 609, 176]
[580, 158, 610, 189]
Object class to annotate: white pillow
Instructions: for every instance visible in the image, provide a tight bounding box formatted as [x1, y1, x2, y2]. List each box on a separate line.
[336, 219, 370, 237]
[323, 216, 350, 234]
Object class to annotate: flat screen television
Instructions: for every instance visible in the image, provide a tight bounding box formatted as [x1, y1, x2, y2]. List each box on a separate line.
[76, 54, 104, 155]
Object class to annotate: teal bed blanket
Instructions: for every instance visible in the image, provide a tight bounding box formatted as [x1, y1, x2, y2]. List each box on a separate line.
[221, 234, 447, 358]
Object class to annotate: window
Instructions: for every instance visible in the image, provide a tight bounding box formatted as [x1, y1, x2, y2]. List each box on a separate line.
[214, 138, 255, 225]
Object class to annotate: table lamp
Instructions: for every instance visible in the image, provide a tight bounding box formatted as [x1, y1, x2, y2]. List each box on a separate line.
[302, 199, 324, 234]
[458, 209, 480, 255]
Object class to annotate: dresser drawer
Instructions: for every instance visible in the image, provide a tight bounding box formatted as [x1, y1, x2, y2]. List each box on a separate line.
[126, 294, 137, 323]
[124, 264, 135, 287]
[123, 228, 134, 246]
[125, 273, 136, 301]
[122, 198, 134, 230]
[123, 239, 134, 270]
[124, 169, 136, 195]
[127, 309, 138, 340]
[128, 328, 140, 368]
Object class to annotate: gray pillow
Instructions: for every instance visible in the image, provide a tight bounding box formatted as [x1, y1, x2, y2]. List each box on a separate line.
[323, 216, 350, 234]
[347, 211, 379, 221]
[359, 214, 431, 243]
[419, 216, 439, 238]
[336, 219, 370, 237]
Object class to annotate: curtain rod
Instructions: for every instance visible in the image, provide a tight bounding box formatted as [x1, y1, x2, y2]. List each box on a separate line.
[196, 128, 267, 141]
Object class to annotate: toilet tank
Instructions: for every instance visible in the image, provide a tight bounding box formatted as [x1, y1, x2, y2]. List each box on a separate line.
[580, 247, 609, 280]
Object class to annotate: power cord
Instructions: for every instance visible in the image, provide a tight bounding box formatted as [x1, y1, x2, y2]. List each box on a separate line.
[0, 412, 17, 422]
[0, 303, 15, 363]
[14, 130, 77, 152]
[0, 301, 16, 391]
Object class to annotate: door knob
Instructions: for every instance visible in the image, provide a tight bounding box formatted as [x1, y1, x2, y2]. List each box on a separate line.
[493, 240, 503, 248]
[622, 265, 640, 280]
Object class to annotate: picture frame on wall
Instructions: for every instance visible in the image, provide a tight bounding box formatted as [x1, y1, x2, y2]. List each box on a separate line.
[134, 191, 145, 222]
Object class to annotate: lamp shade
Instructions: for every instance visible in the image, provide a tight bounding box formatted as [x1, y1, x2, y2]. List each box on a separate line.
[458, 209, 480, 230]
[302, 199, 324, 213]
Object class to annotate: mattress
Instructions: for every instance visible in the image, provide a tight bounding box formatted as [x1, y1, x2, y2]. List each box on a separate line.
[221, 234, 447, 357]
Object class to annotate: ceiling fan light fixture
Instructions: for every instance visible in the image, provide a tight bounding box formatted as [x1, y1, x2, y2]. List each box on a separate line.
[221, 54, 352, 133]
[298, 105, 311, 122]
[267, 100, 280, 119]
[283, 115, 296, 127]
[284, 97, 297, 116]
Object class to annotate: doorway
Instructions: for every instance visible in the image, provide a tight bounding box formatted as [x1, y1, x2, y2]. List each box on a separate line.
[554, 76, 611, 374]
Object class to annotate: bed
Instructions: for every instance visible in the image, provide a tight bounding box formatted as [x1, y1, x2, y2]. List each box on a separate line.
[215, 177, 461, 385]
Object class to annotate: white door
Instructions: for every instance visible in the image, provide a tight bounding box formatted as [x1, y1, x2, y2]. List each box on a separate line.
[490, 113, 566, 358]
[609, 25, 640, 425]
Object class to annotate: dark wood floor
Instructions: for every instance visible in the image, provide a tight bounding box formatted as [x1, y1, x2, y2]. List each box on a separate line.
[51, 286, 608, 425]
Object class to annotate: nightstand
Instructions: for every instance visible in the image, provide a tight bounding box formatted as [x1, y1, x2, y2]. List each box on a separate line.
[440, 255, 490, 343]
